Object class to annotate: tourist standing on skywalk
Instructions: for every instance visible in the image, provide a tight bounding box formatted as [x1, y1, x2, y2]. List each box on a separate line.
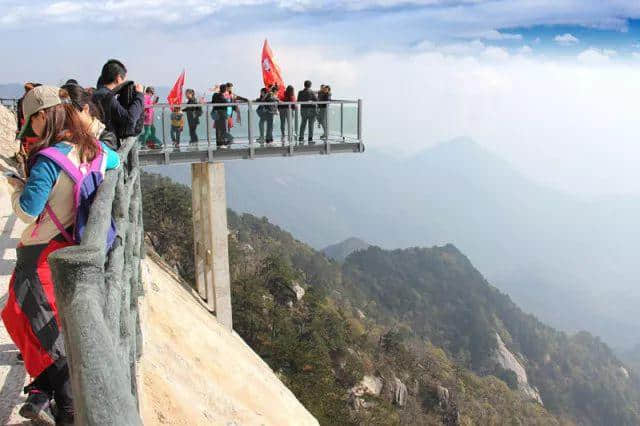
[257, 86, 279, 145]
[278, 85, 296, 142]
[211, 84, 231, 148]
[3, 85, 120, 425]
[183, 89, 202, 143]
[317, 84, 331, 140]
[297, 80, 318, 144]
[139, 86, 162, 149]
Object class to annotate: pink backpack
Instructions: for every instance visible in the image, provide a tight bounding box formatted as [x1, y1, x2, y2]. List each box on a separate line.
[33, 145, 116, 249]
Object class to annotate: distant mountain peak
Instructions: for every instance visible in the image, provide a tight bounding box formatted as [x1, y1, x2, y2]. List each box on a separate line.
[322, 237, 370, 262]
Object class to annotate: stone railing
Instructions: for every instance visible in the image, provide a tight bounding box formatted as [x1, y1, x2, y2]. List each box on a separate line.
[49, 137, 144, 425]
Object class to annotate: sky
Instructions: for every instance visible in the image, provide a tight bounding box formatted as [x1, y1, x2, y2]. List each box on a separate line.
[2, 0, 640, 196]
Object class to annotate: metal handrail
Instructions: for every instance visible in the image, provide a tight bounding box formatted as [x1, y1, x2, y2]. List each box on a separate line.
[154, 100, 357, 108]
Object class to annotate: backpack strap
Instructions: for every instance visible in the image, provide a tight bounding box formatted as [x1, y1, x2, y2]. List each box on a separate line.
[89, 150, 104, 172]
[45, 204, 73, 242]
[36, 147, 83, 183]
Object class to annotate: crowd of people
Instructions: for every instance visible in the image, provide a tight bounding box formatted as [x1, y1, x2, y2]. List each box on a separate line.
[4, 58, 334, 424]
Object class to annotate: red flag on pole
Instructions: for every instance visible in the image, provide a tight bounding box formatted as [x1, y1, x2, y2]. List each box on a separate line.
[261, 39, 285, 98]
[167, 70, 186, 105]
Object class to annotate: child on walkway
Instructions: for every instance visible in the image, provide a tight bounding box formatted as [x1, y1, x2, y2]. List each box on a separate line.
[170, 106, 184, 147]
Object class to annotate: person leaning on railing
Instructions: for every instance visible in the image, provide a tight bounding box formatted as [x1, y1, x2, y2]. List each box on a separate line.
[2, 86, 121, 425]
[211, 84, 232, 148]
[92, 59, 144, 142]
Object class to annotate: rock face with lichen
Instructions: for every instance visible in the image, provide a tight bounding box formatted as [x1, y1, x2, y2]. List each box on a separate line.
[0, 105, 17, 149]
[493, 333, 543, 405]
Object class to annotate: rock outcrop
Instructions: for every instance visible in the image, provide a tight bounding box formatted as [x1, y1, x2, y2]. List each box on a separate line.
[349, 375, 383, 409]
[0, 105, 17, 151]
[437, 385, 450, 408]
[493, 333, 543, 405]
[350, 374, 408, 409]
[391, 377, 408, 407]
[292, 281, 305, 301]
[139, 254, 319, 426]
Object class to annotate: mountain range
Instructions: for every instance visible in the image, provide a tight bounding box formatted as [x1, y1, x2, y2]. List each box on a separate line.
[150, 138, 640, 352]
[141, 171, 640, 425]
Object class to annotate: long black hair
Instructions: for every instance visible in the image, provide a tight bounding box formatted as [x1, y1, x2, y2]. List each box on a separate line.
[61, 83, 102, 120]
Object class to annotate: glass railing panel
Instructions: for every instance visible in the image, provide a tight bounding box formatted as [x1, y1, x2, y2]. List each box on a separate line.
[139, 100, 360, 152]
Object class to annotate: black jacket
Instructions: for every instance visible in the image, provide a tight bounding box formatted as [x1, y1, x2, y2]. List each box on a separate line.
[183, 98, 202, 123]
[318, 91, 331, 110]
[297, 88, 318, 111]
[211, 92, 228, 115]
[92, 86, 144, 139]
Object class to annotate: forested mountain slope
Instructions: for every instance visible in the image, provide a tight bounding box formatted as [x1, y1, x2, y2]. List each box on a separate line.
[141, 172, 640, 425]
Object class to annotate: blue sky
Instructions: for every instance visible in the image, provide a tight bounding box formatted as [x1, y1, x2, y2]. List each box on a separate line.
[2, 0, 640, 196]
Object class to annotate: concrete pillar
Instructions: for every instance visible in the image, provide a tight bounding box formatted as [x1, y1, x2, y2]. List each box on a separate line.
[191, 162, 233, 331]
[191, 164, 207, 300]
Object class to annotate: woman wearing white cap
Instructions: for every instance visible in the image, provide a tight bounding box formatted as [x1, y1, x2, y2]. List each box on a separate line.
[3, 85, 120, 424]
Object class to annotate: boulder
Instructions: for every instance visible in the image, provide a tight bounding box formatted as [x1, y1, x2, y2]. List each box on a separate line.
[351, 375, 383, 397]
[437, 385, 450, 408]
[292, 281, 305, 300]
[392, 377, 408, 407]
[349, 375, 384, 410]
[619, 366, 630, 379]
[493, 333, 543, 405]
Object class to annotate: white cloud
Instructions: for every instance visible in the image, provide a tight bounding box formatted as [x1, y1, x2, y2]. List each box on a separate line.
[518, 45, 533, 55]
[2, 0, 640, 39]
[477, 30, 522, 41]
[482, 46, 510, 61]
[577, 48, 616, 64]
[414, 40, 435, 51]
[555, 33, 580, 45]
[439, 39, 485, 55]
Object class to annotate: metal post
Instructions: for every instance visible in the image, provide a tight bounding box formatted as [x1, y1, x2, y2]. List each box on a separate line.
[287, 106, 294, 155]
[357, 99, 363, 152]
[161, 105, 166, 148]
[294, 105, 300, 145]
[340, 102, 344, 142]
[205, 104, 211, 149]
[248, 100, 254, 158]
[325, 103, 330, 155]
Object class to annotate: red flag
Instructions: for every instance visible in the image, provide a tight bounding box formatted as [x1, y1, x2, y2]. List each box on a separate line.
[261, 39, 285, 98]
[167, 70, 185, 105]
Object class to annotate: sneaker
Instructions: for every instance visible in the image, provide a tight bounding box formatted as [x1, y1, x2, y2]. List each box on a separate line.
[19, 391, 55, 423]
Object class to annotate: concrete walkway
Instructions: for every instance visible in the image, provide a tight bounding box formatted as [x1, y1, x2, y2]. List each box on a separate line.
[0, 105, 34, 424]
[0, 174, 31, 424]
